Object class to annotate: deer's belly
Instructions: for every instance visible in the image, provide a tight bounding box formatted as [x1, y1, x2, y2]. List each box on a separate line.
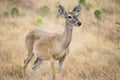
[33, 41, 68, 60]
[33, 44, 51, 59]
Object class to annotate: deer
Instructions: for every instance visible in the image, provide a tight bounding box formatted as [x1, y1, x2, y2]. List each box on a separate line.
[23, 4, 82, 80]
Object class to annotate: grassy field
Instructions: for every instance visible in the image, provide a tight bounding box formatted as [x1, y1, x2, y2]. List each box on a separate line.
[0, 0, 120, 80]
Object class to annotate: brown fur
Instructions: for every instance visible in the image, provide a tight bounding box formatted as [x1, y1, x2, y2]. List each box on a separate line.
[23, 4, 81, 80]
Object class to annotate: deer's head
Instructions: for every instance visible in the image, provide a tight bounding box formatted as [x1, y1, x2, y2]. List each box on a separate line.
[58, 4, 81, 27]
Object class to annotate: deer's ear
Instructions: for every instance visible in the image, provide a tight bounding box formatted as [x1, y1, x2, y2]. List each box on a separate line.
[73, 4, 81, 16]
[58, 5, 67, 18]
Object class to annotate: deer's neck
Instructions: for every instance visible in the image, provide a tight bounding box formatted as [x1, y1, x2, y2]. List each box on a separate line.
[62, 21, 73, 48]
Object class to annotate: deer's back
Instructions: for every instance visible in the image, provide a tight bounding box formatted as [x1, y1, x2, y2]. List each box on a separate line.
[26, 29, 62, 58]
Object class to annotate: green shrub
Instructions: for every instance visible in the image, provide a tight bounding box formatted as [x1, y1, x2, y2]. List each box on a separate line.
[78, 0, 92, 10]
[115, 22, 120, 25]
[115, 22, 120, 28]
[4, 11, 9, 17]
[39, 5, 50, 16]
[94, 10, 101, 19]
[11, 7, 19, 17]
[36, 18, 43, 25]
[79, 0, 86, 5]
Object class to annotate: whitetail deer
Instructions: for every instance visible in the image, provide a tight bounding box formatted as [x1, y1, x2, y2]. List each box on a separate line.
[23, 4, 81, 80]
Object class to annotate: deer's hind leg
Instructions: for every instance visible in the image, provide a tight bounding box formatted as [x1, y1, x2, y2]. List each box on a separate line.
[32, 57, 43, 74]
[50, 56, 55, 80]
[23, 52, 34, 74]
[23, 37, 34, 74]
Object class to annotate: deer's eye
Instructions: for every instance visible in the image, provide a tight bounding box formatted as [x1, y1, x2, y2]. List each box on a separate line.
[68, 16, 72, 19]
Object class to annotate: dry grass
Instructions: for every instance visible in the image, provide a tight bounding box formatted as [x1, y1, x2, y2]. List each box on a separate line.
[0, 0, 120, 80]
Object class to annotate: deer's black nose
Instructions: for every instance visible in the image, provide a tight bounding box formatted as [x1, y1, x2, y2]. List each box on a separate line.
[77, 22, 81, 26]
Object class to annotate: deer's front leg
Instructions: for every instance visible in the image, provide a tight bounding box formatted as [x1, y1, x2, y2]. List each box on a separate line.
[59, 59, 64, 76]
[59, 49, 69, 77]
[50, 56, 55, 80]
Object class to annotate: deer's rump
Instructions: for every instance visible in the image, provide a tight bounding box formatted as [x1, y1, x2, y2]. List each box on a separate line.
[25, 29, 60, 59]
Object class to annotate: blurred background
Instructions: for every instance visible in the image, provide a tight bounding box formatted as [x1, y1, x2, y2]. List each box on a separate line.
[0, 0, 120, 80]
